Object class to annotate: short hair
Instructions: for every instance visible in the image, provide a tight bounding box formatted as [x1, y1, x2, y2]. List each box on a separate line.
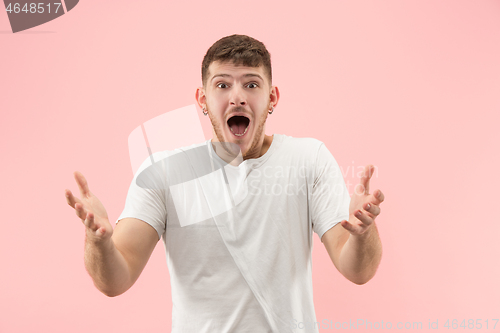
[201, 34, 272, 87]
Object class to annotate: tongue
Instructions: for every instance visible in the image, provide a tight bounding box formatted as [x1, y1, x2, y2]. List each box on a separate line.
[228, 117, 248, 135]
[230, 122, 246, 135]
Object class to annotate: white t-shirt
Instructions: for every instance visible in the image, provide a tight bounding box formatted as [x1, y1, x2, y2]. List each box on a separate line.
[116, 134, 350, 333]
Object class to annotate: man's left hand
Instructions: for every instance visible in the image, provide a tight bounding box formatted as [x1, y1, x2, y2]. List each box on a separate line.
[340, 165, 384, 237]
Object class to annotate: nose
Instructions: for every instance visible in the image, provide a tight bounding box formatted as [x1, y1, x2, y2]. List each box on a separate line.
[229, 85, 247, 107]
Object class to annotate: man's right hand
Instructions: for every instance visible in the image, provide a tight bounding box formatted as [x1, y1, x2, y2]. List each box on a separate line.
[65, 171, 113, 242]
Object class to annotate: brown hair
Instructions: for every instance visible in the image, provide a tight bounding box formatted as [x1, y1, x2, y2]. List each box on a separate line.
[201, 34, 272, 87]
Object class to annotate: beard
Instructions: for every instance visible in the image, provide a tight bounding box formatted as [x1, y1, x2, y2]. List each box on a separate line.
[207, 105, 269, 160]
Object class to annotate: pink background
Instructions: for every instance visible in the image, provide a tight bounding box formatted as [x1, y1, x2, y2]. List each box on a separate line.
[1, 0, 500, 332]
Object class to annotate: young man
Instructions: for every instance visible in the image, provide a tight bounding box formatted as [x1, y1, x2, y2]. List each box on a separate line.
[65, 34, 384, 332]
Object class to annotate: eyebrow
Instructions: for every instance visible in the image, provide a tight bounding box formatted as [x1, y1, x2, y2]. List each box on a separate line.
[210, 73, 264, 82]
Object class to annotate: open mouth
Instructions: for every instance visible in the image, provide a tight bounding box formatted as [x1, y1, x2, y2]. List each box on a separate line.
[227, 115, 250, 137]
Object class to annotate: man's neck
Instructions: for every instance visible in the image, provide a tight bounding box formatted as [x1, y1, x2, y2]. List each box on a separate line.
[256, 134, 273, 159]
[211, 134, 274, 165]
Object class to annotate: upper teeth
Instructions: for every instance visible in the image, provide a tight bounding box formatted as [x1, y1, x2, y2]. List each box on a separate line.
[230, 126, 249, 137]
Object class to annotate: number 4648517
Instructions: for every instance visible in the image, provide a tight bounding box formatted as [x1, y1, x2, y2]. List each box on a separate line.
[5, 3, 62, 14]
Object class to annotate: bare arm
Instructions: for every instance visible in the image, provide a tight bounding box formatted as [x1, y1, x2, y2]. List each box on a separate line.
[66, 171, 159, 297]
[83, 218, 159, 296]
[322, 221, 382, 285]
[321, 165, 384, 285]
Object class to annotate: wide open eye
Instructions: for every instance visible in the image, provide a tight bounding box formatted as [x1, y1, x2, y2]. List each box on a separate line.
[216, 82, 228, 88]
[246, 82, 258, 88]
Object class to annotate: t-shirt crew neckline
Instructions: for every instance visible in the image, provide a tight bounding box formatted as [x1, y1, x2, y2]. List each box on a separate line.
[206, 134, 282, 169]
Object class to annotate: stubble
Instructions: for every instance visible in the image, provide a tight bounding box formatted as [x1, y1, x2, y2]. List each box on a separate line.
[208, 105, 269, 160]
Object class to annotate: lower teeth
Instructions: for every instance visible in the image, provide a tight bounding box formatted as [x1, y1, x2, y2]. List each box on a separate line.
[230, 126, 248, 137]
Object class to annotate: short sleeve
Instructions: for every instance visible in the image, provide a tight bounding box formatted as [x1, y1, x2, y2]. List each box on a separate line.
[116, 152, 169, 240]
[310, 143, 351, 241]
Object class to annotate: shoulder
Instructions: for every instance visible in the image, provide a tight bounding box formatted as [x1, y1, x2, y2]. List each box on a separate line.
[276, 134, 325, 153]
[134, 139, 208, 184]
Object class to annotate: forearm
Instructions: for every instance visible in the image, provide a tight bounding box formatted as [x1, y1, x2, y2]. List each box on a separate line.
[84, 236, 132, 297]
[338, 223, 382, 285]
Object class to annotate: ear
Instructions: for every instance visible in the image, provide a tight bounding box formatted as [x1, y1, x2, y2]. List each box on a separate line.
[269, 85, 280, 109]
[195, 87, 206, 110]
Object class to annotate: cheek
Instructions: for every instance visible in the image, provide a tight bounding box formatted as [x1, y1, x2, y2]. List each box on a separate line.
[207, 100, 225, 124]
[252, 94, 269, 108]
[208, 94, 226, 109]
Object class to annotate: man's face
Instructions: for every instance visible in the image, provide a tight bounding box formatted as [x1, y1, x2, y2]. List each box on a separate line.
[196, 61, 278, 160]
